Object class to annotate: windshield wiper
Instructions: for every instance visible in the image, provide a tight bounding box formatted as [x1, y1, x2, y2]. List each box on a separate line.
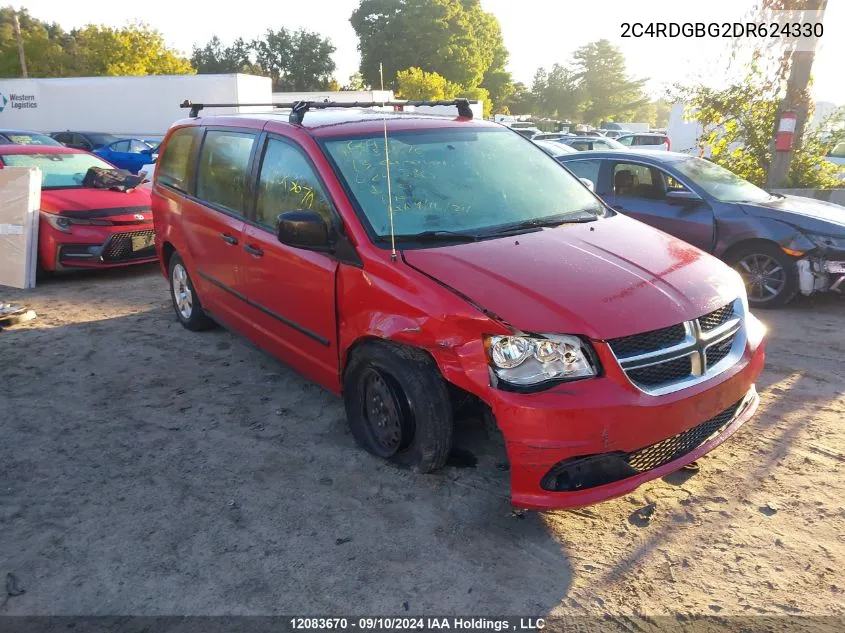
[378, 229, 480, 243]
[482, 212, 599, 236]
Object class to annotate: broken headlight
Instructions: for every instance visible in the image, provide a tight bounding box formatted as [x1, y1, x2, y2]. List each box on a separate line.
[485, 334, 597, 388]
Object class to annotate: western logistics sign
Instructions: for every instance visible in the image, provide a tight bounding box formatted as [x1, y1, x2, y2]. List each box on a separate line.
[0, 91, 38, 113]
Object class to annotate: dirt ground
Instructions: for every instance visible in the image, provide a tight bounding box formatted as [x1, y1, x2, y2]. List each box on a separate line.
[1, 265, 844, 623]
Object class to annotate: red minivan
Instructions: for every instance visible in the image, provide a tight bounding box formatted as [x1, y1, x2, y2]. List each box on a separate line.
[151, 102, 766, 510]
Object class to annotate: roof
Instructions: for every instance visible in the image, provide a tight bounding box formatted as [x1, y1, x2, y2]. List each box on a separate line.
[180, 108, 501, 139]
[0, 144, 82, 155]
[0, 129, 50, 134]
[557, 149, 694, 162]
[617, 132, 669, 137]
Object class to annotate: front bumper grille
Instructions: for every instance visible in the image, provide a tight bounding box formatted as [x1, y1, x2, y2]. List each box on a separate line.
[101, 230, 156, 262]
[541, 395, 749, 492]
[607, 300, 745, 395]
[626, 399, 743, 471]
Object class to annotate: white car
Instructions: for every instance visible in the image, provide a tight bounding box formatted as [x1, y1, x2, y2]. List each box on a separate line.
[533, 139, 579, 157]
[617, 133, 671, 151]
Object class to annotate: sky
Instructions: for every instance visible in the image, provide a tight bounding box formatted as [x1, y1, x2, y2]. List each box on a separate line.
[16, 0, 845, 105]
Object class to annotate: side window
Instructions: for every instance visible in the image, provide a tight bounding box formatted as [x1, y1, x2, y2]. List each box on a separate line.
[617, 136, 634, 146]
[74, 134, 92, 150]
[54, 133, 71, 144]
[112, 140, 130, 152]
[158, 127, 201, 193]
[564, 160, 601, 189]
[256, 138, 334, 229]
[129, 140, 148, 152]
[613, 162, 662, 199]
[196, 131, 255, 214]
[570, 141, 591, 151]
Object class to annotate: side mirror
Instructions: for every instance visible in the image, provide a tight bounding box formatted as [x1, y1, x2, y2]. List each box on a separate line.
[579, 178, 595, 192]
[666, 190, 702, 204]
[277, 210, 331, 250]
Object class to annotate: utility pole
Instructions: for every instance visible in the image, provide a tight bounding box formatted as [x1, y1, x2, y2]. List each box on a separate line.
[12, 11, 28, 78]
[765, 0, 827, 189]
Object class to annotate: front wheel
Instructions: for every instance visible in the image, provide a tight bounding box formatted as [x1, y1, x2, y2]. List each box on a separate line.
[730, 243, 799, 309]
[343, 341, 453, 473]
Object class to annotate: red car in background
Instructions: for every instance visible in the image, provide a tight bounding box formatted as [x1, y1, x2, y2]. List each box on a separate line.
[0, 145, 155, 272]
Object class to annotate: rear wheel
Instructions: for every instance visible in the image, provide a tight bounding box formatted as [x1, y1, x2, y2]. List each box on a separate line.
[343, 341, 453, 473]
[168, 253, 214, 331]
[730, 243, 799, 309]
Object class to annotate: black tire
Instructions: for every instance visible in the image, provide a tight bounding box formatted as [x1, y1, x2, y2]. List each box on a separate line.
[729, 243, 799, 309]
[343, 340, 453, 473]
[168, 252, 214, 331]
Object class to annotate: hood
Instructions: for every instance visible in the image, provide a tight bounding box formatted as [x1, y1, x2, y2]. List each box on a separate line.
[741, 195, 845, 236]
[403, 214, 743, 340]
[40, 187, 152, 221]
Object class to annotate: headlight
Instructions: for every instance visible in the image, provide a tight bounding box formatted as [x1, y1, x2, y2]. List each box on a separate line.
[485, 334, 597, 388]
[41, 211, 112, 232]
[806, 232, 845, 251]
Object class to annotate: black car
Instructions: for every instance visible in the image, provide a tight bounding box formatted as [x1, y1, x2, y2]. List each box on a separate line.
[558, 150, 845, 308]
[50, 131, 122, 151]
[0, 129, 62, 146]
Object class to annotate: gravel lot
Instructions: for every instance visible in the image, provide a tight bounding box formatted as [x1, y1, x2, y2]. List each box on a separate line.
[1, 265, 843, 621]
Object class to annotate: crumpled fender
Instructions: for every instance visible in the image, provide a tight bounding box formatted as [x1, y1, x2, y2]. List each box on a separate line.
[336, 257, 506, 401]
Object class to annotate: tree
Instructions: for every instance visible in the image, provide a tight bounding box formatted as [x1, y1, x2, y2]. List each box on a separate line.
[533, 64, 581, 121]
[396, 67, 458, 100]
[674, 68, 842, 188]
[191, 36, 260, 74]
[343, 72, 368, 91]
[505, 82, 535, 116]
[252, 28, 336, 91]
[72, 24, 194, 76]
[1, 9, 193, 78]
[571, 39, 648, 126]
[350, 0, 512, 110]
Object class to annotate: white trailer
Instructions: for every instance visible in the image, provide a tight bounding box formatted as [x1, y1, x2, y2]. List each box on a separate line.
[0, 74, 272, 137]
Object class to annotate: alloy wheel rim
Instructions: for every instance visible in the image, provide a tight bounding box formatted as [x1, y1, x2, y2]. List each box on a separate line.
[172, 263, 193, 319]
[361, 369, 405, 454]
[737, 254, 786, 302]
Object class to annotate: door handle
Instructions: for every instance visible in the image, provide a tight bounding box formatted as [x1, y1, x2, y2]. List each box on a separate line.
[244, 244, 264, 257]
[220, 233, 238, 245]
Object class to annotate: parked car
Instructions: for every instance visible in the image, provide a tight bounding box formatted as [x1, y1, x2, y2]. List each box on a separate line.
[558, 150, 845, 307]
[0, 145, 154, 272]
[151, 104, 765, 510]
[827, 141, 845, 179]
[617, 133, 671, 151]
[558, 136, 627, 151]
[0, 129, 63, 146]
[533, 139, 578, 157]
[600, 129, 630, 139]
[50, 131, 122, 151]
[94, 138, 159, 174]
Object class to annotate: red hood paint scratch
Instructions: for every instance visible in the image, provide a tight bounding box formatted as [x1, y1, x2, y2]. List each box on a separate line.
[403, 214, 743, 340]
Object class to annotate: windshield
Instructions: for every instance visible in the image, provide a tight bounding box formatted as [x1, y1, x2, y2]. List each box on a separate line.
[322, 127, 603, 240]
[1, 152, 114, 188]
[673, 157, 771, 203]
[1, 132, 62, 146]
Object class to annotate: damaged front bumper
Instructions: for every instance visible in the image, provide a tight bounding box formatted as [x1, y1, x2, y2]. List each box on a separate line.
[797, 255, 845, 295]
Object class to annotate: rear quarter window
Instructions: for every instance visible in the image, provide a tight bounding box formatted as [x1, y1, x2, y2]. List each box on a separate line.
[157, 127, 201, 192]
[564, 159, 601, 188]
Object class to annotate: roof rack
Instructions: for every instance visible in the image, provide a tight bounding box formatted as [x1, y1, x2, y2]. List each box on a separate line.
[179, 98, 476, 123]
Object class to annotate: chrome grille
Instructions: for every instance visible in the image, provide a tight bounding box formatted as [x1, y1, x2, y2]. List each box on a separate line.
[608, 299, 745, 395]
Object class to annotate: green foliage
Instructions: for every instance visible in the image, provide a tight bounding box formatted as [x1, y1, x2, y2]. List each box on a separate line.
[191, 36, 260, 74]
[350, 0, 511, 111]
[511, 40, 653, 125]
[0, 8, 193, 77]
[396, 67, 459, 100]
[192, 29, 336, 91]
[253, 28, 336, 91]
[572, 40, 649, 126]
[675, 69, 844, 188]
[343, 72, 368, 91]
